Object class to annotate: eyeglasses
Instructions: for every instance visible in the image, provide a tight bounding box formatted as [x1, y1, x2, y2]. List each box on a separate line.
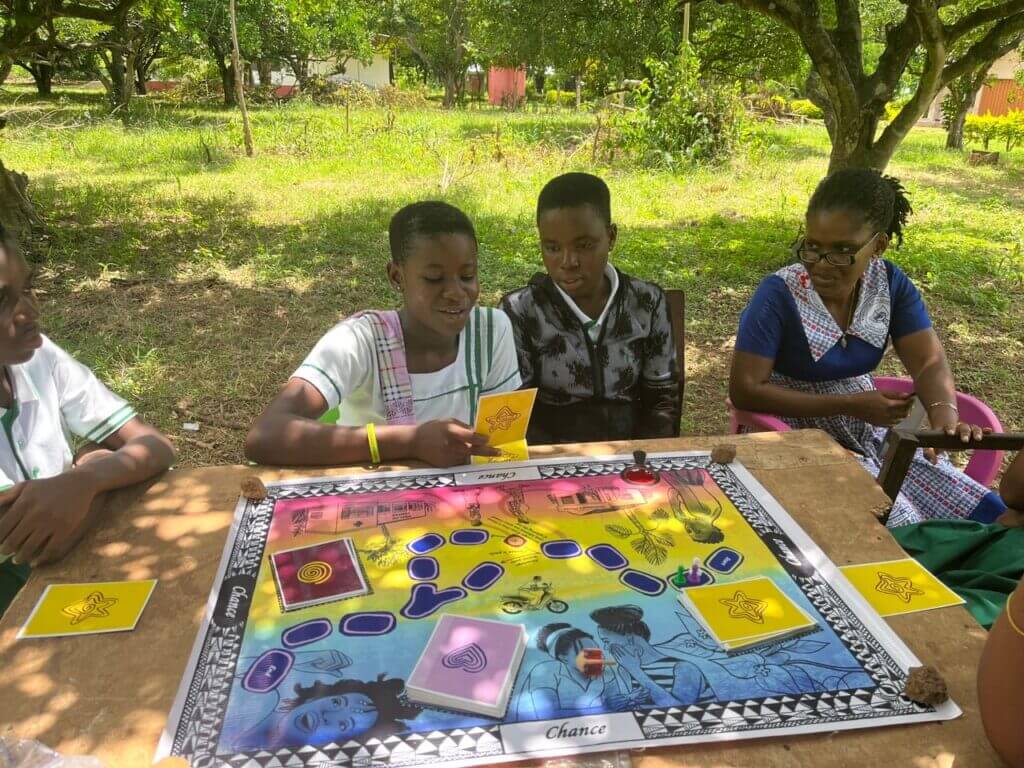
[791, 232, 880, 266]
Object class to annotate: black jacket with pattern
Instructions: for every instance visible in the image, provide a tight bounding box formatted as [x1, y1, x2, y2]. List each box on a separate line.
[499, 269, 681, 444]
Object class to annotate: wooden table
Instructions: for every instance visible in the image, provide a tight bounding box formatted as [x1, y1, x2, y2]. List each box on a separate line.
[0, 431, 1001, 767]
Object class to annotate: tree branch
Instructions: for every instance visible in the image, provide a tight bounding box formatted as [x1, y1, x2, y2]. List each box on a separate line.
[834, 0, 864, 79]
[945, 0, 1024, 43]
[942, 12, 1024, 84]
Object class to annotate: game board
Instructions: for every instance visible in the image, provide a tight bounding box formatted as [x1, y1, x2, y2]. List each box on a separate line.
[158, 453, 959, 768]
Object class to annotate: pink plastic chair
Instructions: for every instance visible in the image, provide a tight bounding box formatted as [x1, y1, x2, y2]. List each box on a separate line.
[727, 375, 1004, 487]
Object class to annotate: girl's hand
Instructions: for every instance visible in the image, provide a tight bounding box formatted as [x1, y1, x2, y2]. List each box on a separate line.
[0, 473, 102, 565]
[847, 390, 914, 426]
[412, 419, 500, 467]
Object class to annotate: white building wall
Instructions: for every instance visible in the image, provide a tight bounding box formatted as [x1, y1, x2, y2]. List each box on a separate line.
[270, 54, 390, 88]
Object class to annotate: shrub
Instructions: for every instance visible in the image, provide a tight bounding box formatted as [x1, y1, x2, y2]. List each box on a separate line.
[998, 110, 1024, 152]
[544, 89, 576, 108]
[965, 113, 1004, 151]
[788, 98, 824, 119]
[622, 51, 743, 166]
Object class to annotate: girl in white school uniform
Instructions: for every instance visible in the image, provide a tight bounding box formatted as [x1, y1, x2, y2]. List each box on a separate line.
[246, 201, 521, 468]
[0, 226, 174, 615]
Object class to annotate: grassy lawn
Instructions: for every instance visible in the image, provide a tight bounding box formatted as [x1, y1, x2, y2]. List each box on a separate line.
[2, 85, 1022, 466]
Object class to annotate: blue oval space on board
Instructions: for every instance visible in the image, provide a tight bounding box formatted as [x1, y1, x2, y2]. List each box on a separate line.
[339, 612, 397, 637]
[242, 649, 294, 693]
[462, 562, 504, 591]
[451, 529, 490, 546]
[408, 556, 440, 582]
[281, 618, 332, 649]
[586, 544, 629, 571]
[407, 532, 445, 555]
[541, 540, 583, 559]
[619, 569, 666, 596]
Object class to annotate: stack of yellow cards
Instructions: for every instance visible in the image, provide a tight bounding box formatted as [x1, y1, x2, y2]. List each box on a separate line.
[472, 389, 537, 465]
[678, 576, 818, 651]
[839, 558, 964, 618]
[18, 579, 157, 639]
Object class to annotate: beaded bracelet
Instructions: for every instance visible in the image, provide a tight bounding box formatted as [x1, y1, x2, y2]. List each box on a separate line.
[926, 401, 959, 416]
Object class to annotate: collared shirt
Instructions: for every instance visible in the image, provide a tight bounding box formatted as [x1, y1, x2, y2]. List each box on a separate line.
[0, 336, 136, 564]
[293, 307, 521, 427]
[551, 263, 620, 342]
[0, 335, 135, 490]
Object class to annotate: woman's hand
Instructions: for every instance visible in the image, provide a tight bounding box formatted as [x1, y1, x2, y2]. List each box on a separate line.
[846, 389, 914, 426]
[923, 406, 989, 463]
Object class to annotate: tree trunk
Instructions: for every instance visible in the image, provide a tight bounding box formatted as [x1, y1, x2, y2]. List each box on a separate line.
[214, 57, 236, 106]
[0, 160, 40, 240]
[0, 58, 12, 86]
[256, 58, 273, 87]
[442, 70, 459, 108]
[135, 59, 148, 95]
[946, 110, 967, 150]
[228, 0, 254, 157]
[944, 68, 988, 150]
[30, 62, 53, 95]
[826, 112, 891, 172]
[107, 46, 130, 110]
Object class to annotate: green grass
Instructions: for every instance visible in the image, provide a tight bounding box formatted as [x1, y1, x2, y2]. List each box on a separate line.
[2, 85, 1022, 465]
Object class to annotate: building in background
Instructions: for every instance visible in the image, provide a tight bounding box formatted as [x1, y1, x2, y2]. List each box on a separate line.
[266, 52, 391, 97]
[921, 50, 1022, 125]
[488, 67, 526, 107]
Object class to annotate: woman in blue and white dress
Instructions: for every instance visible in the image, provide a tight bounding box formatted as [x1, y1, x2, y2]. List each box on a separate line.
[729, 168, 1005, 527]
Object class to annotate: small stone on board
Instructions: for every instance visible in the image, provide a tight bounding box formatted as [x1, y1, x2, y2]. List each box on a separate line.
[241, 475, 268, 501]
[710, 445, 736, 464]
[904, 665, 948, 706]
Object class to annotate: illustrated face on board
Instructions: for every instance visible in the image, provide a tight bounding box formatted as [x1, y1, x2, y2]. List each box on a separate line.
[801, 208, 888, 303]
[278, 692, 380, 747]
[596, 627, 630, 648]
[0, 244, 42, 367]
[538, 205, 617, 303]
[388, 233, 479, 342]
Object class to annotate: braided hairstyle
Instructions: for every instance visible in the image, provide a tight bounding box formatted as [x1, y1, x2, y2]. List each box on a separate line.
[806, 168, 913, 248]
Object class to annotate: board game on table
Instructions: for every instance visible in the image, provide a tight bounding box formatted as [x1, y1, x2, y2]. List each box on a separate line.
[158, 451, 959, 767]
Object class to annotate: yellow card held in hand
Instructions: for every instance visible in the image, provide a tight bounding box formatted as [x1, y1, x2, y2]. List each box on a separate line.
[18, 579, 157, 639]
[679, 576, 817, 647]
[840, 558, 964, 617]
[472, 388, 537, 464]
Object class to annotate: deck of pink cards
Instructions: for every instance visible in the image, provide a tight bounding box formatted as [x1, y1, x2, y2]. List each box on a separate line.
[270, 537, 369, 611]
[406, 614, 526, 718]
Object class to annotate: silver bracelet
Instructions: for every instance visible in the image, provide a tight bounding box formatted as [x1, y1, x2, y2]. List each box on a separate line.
[927, 401, 959, 415]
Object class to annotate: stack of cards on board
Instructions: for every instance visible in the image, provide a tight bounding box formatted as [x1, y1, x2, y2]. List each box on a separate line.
[406, 614, 527, 717]
[678, 576, 818, 651]
[270, 536, 369, 612]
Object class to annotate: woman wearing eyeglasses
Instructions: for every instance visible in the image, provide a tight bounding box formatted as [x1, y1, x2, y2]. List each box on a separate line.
[729, 168, 1005, 527]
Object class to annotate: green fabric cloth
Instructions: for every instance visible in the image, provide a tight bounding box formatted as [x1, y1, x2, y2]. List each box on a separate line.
[0, 559, 30, 618]
[891, 520, 1024, 629]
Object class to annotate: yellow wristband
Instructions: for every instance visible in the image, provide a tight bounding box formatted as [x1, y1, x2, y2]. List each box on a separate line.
[1007, 591, 1024, 639]
[366, 423, 381, 465]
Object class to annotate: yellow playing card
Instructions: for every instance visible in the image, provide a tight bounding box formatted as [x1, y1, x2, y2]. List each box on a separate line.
[679, 576, 817, 648]
[18, 579, 158, 639]
[472, 389, 537, 465]
[840, 558, 964, 617]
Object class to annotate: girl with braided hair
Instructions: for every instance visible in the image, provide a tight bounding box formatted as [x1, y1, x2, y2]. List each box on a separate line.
[730, 168, 1005, 527]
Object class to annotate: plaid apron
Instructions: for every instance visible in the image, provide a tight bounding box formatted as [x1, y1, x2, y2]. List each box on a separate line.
[769, 261, 997, 528]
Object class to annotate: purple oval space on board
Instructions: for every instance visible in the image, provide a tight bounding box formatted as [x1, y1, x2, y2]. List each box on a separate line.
[339, 612, 397, 637]
[281, 618, 332, 649]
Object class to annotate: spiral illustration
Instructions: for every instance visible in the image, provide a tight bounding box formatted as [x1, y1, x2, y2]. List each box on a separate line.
[297, 561, 333, 585]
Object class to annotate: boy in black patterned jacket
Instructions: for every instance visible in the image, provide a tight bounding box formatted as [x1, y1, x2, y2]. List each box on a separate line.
[500, 173, 681, 444]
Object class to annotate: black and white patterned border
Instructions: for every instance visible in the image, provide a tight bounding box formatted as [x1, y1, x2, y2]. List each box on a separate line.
[167, 455, 935, 766]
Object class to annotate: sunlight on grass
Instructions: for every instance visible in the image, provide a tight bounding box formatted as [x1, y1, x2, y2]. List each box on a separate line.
[2, 89, 1022, 464]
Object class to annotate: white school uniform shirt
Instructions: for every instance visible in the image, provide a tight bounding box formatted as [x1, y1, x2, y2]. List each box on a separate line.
[552, 262, 620, 342]
[0, 336, 136, 563]
[294, 307, 522, 427]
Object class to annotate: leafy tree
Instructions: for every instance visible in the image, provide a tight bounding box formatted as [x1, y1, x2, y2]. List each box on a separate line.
[943, 37, 1024, 148]
[716, 0, 1024, 170]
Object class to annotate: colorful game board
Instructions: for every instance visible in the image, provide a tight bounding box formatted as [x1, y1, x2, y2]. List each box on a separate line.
[159, 453, 959, 767]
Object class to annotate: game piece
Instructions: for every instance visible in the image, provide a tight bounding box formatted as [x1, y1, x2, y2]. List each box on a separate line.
[622, 449, 658, 484]
[840, 558, 964, 617]
[678, 575, 818, 650]
[710, 444, 736, 464]
[904, 666, 949, 706]
[575, 647, 618, 678]
[162, 452, 961, 768]
[406, 614, 526, 717]
[18, 579, 157, 639]
[473, 388, 538, 464]
[240, 475, 267, 500]
[686, 557, 702, 585]
[270, 537, 368, 611]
